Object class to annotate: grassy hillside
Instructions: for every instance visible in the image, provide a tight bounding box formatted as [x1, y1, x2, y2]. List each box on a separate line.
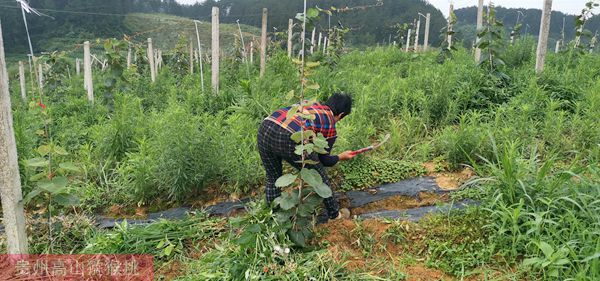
[123, 13, 260, 51]
[6, 13, 259, 62]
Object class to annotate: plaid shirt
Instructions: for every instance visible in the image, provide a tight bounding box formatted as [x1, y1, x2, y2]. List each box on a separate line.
[265, 102, 337, 139]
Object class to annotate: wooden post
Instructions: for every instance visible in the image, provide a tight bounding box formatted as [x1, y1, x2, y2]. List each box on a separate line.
[423, 13, 431, 51]
[127, 44, 132, 69]
[147, 38, 155, 83]
[555, 40, 560, 53]
[212, 7, 220, 93]
[448, 4, 454, 48]
[310, 28, 316, 54]
[189, 41, 194, 75]
[75, 58, 81, 76]
[18, 61, 26, 101]
[83, 41, 94, 102]
[0, 20, 29, 254]
[405, 29, 411, 52]
[393, 41, 397, 47]
[158, 50, 163, 71]
[287, 19, 293, 57]
[323, 36, 327, 53]
[37, 63, 43, 93]
[318, 32, 322, 49]
[475, 0, 484, 62]
[536, 0, 553, 74]
[260, 8, 268, 78]
[414, 19, 421, 52]
[250, 41, 254, 63]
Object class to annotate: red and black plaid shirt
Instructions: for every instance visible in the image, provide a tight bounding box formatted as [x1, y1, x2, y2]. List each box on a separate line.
[265, 102, 337, 139]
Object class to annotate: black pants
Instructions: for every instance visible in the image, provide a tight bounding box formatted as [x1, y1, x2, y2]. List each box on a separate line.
[257, 119, 339, 219]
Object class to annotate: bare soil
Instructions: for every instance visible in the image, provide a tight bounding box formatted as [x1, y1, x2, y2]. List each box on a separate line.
[422, 162, 475, 190]
[317, 219, 453, 280]
[350, 192, 449, 216]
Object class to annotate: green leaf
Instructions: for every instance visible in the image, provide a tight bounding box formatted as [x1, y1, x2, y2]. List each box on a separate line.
[26, 158, 49, 168]
[297, 194, 323, 216]
[295, 143, 314, 155]
[288, 229, 307, 247]
[247, 224, 261, 233]
[59, 162, 81, 173]
[53, 146, 69, 156]
[29, 172, 48, 182]
[313, 182, 333, 198]
[156, 240, 165, 249]
[53, 193, 80, 206]
[164, 244, 175, 256]
[313, 137, 329, 150]
[306, 83, 320, 90]
[274, 211, 292, 224]
[538, 241, 554, 258]
[291, 131, 303, 143]
[300, 168, 322, 188]
[307, 8, 319, 18]
[38, 176, 69, 194]
[22, 188, 43, 204]
[582, 252, 600, 262]
[522, 258, 540, 266]
[236, 231, 256, 247]
[274, 191, 299, 210]
[285, 90, 295, 100]
[287, 105, 300, 121]
[37, 145, 52, 156]
[275, 174, 297, 188]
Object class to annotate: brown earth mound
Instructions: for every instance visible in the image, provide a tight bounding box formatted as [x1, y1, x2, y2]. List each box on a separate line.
[423, 162, 475, 190]
[350, 192, 449, 216]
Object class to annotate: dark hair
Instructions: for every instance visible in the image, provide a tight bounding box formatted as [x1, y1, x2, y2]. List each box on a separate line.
[325, 93, 352, 117]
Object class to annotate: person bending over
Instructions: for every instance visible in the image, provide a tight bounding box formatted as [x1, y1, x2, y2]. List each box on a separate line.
[257, 93, 356, 220]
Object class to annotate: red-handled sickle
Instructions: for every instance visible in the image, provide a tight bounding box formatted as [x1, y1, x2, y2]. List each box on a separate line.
[350, 133, 390, 156]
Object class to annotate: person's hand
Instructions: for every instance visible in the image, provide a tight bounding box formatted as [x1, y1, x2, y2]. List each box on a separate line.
[338, 151, 357, 161]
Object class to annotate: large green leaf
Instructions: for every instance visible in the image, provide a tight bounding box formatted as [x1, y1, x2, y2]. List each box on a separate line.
[274, 191, 299, 210]
[53, 193, 80, 206]
[538, 241, 554, 258]
[286, 105, 300, 121]
[236, 232, 256, 247]
[59, 162, 81, 173]
[275, 174, 297, 188]
[37, 145, 52, 156]
[297, 194, 323, 217]
[25, 157, 49, 168]
[313, 182, 333, 198]
[307, 8, 319, 19]
[38, 177, 69, 194]
[300, 168, 322, 188]
[53, 146, 69, 156]
[22, 188, 43, 204]
[288, 229, 307, 247]
[246, 224, 261, 233]
[313, 136, 329, 150]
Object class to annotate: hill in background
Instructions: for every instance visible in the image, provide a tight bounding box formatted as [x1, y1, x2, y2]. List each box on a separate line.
[1, 0, 445, 56]
[453, 5, 600, 47]
[2, 0, 598, 57]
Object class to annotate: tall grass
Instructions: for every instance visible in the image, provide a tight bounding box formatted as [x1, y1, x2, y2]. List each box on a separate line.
[476, 140, 599, 279]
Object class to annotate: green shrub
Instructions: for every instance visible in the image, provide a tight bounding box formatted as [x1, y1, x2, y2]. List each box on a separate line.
[117, 102, 218, 202]
[338, 157, 426, 191]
